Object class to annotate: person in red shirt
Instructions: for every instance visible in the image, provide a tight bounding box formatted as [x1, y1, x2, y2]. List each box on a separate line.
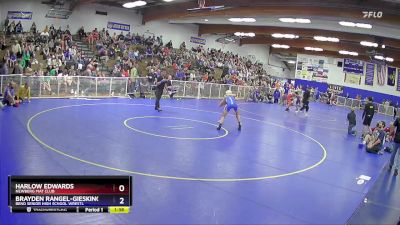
[285, 91, 295, 112]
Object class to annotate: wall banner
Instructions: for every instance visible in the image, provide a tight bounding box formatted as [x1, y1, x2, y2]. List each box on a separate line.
[107, 22, 130, 32]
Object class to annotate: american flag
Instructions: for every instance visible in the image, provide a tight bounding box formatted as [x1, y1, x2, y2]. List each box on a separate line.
[377, 64, 386, 86]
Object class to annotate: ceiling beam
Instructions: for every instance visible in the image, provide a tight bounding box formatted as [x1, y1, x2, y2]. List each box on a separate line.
[239, 36, 400, 59]
[270, 47, 400, 67]
[198, 24, 400, 48]
[143, 4, 400, 26]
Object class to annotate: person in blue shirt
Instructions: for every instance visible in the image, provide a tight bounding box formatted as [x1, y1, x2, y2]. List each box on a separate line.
[273, 88, 280, 103]
[1, 82, 16, 108]
[217, 90, 241, 131]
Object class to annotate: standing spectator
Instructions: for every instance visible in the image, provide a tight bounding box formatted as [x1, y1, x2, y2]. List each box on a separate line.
[11, 40, 22, 59]
[30, 22, 37, 34]
[347, 108, 357, 136]
[298, 87, 311, 116]
[273, 88, 280, 103]
[15, 21, 23, 34]
[389, 117, 400, 176]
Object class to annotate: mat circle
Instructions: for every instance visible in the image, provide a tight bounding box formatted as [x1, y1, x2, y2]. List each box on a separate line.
[124, 116, 229, 140]
[27, 103, 327, 182]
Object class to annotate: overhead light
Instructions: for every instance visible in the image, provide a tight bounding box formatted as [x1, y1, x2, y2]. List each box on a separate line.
[339, 21, 372, 29]
[234, 32, 255, 37]
[271, 33, 299, 39]
[304, 47, 323, 52]
[204, 19, 209, 22]
[314, 36, 339, 42]
[163, 0, 174, 1]
[382, 45, 385, 49]
[339, 50, 358, 56]
[288, 60, 296, 64]
[360, 41, 378, 47]
[123, 1, 147, 8]
[356, 23, 373, 29]
[271, 44, 290, 49]
[386, 57, 394, 62]
[228, 18, 256, 23]
[374, 55, 394, 62]
[279, 18, 311, 23]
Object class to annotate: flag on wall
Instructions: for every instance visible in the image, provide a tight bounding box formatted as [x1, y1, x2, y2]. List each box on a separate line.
[376, 64, 386, 86]
[387, 67, 396, 86]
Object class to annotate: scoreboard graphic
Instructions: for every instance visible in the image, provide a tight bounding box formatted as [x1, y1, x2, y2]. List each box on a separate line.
[8, 176, 132, 213]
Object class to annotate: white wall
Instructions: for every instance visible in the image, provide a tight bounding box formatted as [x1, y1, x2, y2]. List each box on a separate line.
[295, 53, 399, 96]
[0, 0, 288, 74]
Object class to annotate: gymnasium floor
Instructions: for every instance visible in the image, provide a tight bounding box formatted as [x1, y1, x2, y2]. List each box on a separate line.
[0, 98, 394, 224]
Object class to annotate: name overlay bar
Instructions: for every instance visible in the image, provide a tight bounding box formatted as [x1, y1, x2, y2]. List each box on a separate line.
[9, 176, 132, 213]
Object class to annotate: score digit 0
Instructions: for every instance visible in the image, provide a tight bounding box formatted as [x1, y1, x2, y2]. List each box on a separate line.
[119, 185, 125, 192]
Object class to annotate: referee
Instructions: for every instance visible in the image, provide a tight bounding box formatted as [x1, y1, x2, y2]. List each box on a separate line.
[362, 97, 375, 138]
[154, 71, 171, 112]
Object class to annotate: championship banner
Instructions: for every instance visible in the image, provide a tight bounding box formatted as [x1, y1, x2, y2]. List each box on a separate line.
[397, 69, 400, 91]
[344, 73, 361, 84]
[365, 63, 374, 86]
[343, 58, 364, 74]
[107, 22, 130, 32]
[387, 66, 396, 86]
[190, 36, 206, 45]
[7, 11, 32, 20]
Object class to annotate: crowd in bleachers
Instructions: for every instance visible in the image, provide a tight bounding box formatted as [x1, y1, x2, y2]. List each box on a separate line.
[1, 21, 272, 88]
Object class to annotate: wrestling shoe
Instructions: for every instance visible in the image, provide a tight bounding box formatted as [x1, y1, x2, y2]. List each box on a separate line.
[238, 123, 241, 131]
[217, 123, 222, 130]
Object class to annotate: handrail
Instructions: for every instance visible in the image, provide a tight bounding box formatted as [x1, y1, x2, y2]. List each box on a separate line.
[0, 74, 397, 117]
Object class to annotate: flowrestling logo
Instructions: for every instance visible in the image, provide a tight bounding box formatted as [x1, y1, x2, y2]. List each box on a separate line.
[362, 11, 383, 19]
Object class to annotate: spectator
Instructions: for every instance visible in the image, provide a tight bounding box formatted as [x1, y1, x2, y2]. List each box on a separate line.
[387, 117, 400, 176]
[30, 22, 37, 34]
[17, 82, 31, 102]
[15, 21, 23, 34]
[1, 82, 16, 108]
[11, 40, 22, 58]
[363, 121, 386, 154]
[347, 108, 357, 136]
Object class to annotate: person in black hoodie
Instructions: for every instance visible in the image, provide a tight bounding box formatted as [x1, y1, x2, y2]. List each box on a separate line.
[298, 87, 311, 116]
[347, 108, 357, 136]
[362, 97, 375, 138]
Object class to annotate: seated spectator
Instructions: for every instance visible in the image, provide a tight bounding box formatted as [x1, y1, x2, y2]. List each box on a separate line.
[1, 83, 17, 108]
[363, 121, 386, 154]
[12, 61, 23, 74]
[17, 82, 31, 103]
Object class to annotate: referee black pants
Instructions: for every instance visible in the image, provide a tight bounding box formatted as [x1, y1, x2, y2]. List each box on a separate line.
[300, 101, 309, 112]
[155, 90, 163, 109]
